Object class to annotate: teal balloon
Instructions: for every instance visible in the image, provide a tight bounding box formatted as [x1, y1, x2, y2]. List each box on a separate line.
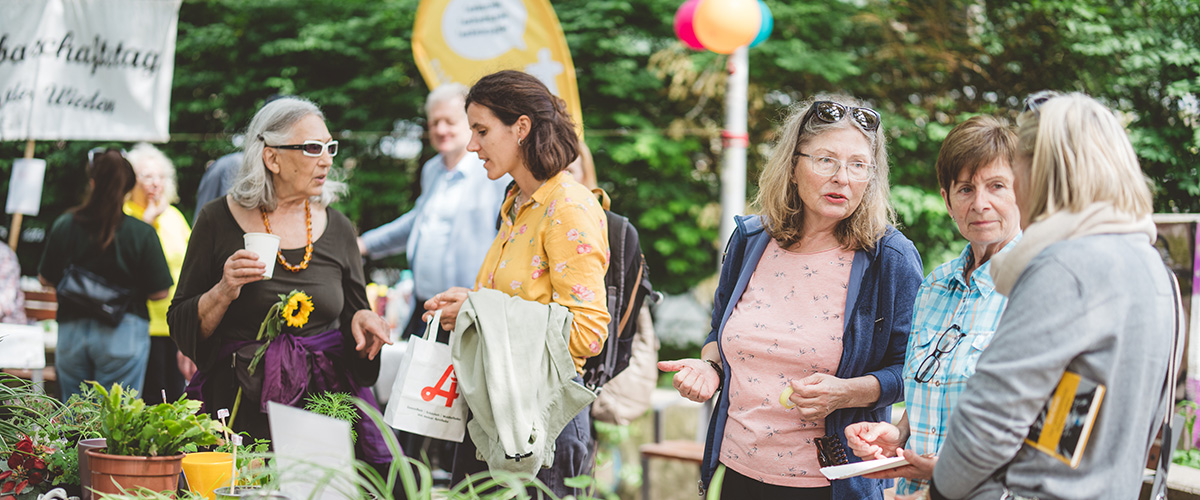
[749, 1, 773, 48]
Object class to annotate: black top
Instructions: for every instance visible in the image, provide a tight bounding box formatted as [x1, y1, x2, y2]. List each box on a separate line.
[168, 198, 375, 379]
[167, 198, 378, 440]
[38, 213, 173, 321]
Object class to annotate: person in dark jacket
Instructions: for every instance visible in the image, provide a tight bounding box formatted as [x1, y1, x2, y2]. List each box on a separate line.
[39, 150, 173, 402]
[659, 95, 923, 499]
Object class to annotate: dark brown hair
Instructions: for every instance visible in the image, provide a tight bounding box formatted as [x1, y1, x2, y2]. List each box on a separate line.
[72, 149, 136, 250]
[465, 70, 578, 180]
[935, 115, 1018, 194]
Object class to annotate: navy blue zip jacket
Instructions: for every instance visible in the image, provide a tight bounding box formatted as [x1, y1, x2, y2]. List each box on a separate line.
[701, 215, 923, 498]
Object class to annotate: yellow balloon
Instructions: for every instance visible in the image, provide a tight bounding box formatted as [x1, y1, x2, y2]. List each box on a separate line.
[692, 0, 762, 54]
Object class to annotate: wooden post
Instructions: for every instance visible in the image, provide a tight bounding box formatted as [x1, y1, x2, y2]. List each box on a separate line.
[8, 139, 35, 250]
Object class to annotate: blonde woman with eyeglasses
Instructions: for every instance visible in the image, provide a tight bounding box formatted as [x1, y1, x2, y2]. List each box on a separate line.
[911, 93, 1175, 500]
[124, 142, 195, 404]
[658, 95, 924, 499]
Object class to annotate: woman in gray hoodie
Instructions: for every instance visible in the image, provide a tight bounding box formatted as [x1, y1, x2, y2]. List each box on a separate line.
[919, 93, 1176, 499]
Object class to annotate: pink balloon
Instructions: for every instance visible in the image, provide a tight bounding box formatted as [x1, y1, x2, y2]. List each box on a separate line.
[674, 0, 705, 51]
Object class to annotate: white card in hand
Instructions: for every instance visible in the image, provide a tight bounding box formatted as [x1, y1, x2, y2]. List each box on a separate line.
[819, 455, 909, 480]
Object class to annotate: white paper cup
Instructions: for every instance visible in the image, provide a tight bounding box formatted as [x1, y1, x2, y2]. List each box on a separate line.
[243, 233, 280, 280]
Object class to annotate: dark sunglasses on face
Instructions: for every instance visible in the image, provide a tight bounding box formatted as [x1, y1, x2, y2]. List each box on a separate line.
[802, 101, 882, 132]
[914, 324, 966, 384]
[1022, 90, 1063, 113]
[260, 135, 339, 157]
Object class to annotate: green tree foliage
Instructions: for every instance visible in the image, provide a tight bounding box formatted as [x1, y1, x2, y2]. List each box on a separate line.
[2, 0, 1196, 291]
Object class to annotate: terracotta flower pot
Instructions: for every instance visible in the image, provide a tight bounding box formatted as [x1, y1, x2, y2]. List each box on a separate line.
[86, 449, 184, 498]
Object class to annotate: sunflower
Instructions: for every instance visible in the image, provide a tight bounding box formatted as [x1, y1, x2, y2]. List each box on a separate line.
[282, 291, 314, 328]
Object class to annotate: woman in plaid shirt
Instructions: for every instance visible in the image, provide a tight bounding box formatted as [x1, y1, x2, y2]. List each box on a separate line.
[845, 115, 1021, 494]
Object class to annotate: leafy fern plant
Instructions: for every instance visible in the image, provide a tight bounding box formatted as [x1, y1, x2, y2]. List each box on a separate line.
[304, 392, 361, 443]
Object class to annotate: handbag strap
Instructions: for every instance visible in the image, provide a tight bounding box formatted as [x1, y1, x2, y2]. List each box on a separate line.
[1151, 264, 1185, 499]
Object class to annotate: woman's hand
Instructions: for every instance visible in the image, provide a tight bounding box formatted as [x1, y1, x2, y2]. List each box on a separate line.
[422, 287, 471, 331]
[863, 448, 938, 481]
[176, 351, 198, 380]
[658, 359, 720, 403]
[198, 249, 267, 338]
[142, 194, 168, 224]
[845, 421, 904, 460]
[216, 249, 266, 302]
[351, 309, 393, 360]
[787, 372, 865, 421]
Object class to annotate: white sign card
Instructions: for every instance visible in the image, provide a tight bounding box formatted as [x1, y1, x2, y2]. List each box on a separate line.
[6, 158, 46, 216]
[0, 324, 47, 370]
[0, 0, 182, 141]
[267, 402, 357, 500]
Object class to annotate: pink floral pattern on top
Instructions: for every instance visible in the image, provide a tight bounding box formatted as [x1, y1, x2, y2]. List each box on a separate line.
[718, 240, 854, 487]
[476, 171, 611, 373]
[0, 245, 26, 324]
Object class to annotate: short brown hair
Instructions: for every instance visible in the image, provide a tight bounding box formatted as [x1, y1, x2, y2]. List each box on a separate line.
[466, 70, 578, 181]
[935, 115, 1017, 194]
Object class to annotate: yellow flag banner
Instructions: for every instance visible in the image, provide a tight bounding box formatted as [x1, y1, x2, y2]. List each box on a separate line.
[412, 0, 583, 134]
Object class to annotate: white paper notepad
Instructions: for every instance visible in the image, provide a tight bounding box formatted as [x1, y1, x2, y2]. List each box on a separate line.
[819, 456, 909, 480]
[268, 402, 357, 500]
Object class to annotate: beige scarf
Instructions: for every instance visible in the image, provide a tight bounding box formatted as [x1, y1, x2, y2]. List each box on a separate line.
[991, 202, 1157, 296]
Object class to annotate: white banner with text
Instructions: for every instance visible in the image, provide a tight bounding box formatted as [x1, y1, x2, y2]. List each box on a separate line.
[0, 0, 181, 141]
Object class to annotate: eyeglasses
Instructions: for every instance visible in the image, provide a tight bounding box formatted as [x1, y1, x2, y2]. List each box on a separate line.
[263, 139, 339, 157]
[815, 434, 849, 468]
[794, 152, 876, 181]
[1022, 90, 1062, 113]
[914, 324, 965, 383]
[801, 101, 882, 132]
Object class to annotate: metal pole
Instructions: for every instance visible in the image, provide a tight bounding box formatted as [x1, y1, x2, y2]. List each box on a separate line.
[719, 46, 749, 257]
[8, 139, 34, 250]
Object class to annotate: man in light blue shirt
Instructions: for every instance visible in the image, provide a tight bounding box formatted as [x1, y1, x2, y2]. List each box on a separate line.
[358, 83, 510, 339]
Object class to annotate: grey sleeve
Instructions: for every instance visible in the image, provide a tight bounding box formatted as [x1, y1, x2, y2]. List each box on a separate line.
[360, 209, 418, 259]
[932, 254, 1094, 497]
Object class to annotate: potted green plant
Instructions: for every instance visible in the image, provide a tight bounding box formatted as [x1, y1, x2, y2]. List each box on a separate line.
[86, 383, 224, 497]
[1, 374, 103, 499]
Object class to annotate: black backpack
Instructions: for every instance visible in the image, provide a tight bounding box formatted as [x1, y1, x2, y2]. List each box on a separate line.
[495, 184, 656, 390]
[581, 189, 657, 391]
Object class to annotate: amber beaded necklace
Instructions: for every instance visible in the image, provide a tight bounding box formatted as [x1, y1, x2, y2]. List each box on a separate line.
[260, 199, 313, 272]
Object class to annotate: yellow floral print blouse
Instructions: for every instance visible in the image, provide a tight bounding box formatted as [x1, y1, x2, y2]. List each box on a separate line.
[475, 170, 610, 373]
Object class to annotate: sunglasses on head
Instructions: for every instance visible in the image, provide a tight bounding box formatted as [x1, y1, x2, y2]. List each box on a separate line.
[1022, 90, 1063, 113]
[802, 101, 882, 132]
[86, 147, 128, 175]
[260, 135, 339, 157]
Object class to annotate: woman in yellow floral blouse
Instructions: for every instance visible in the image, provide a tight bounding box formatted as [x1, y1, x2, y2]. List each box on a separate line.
[422, 70, 610, 497]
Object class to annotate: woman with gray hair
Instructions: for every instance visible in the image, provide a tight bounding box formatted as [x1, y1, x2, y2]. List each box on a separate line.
[919, 93, 1175, 499]
[658, 95, 923, 499]
[168, 97, 392, 465]
[124, 142, 194, 404]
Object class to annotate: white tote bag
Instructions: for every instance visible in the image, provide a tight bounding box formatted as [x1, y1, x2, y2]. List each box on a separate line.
[383, 310, 467, 442]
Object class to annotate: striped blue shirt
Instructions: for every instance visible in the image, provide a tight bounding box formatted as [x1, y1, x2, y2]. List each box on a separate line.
[897, 237, 1018, 495]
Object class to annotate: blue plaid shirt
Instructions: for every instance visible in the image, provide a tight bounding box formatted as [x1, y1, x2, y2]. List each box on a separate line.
[897, 237, 1018, 495]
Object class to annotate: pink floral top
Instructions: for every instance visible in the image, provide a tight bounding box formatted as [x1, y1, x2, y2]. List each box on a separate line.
[0, 244, 26, 324]
[474, 171, 610, 373]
